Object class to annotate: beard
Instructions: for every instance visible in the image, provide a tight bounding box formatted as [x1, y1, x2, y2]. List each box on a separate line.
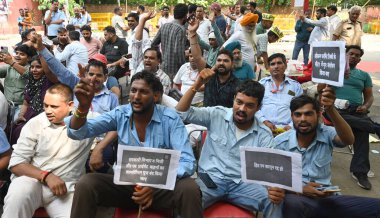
[294, 122, 318, 135]
[242, 27, 257, 52]
[234, 59, 243, 68]
[216, 65, 230, 76]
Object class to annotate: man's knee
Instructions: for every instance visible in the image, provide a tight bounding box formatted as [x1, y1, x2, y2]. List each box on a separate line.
[75, 174, 101, 194]
[283, 194, 304, 214]
[175, 177, 201, 200]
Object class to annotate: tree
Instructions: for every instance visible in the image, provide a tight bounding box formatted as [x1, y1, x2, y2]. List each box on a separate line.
[35, 0, 83, 15]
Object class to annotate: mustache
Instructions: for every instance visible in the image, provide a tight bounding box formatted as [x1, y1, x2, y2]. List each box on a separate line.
[236, 111, 247, 117]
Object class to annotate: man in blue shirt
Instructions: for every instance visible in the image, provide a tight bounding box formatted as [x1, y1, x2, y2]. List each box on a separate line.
[257, 53, 303, 134]
[44, 0, 66, 40]
[66, 71, 202, 218]
[224, 41, 255, 80]
[273, 90, 380, 218]
[69, 7, 87, 32]
[176, 69, 285, 218]
[292, 9, 314, 65]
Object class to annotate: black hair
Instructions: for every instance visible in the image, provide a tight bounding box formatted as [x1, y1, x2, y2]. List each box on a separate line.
[47, 83, 73, 102]
[114, 7, 121, 14]
[249, 2, 257, 9]
[51, 0, 58, 3]
[162, 6, 169, 10]
[290, 95, 320, 113]
[138, 5, 145, 12]
[188, 4, 197, 14]
[57, 27, 67, 34]
[217, 49, 234, 62]
[127, 12, 139, 22]
[143, 48, 162, 63]
[65, 24, 75, 32]
[68, 31, 80, 41]
[346, 45, 364, 57]
[240, 5, 247, 14]
[327, 5, 338, 12]
[14, 44, 37, 57]
[82, 6, 87, 11]
[235, 80, 265, 105]
[30, 55, 42, 65]
[21, 28, 36, 41]
[104, 26, 116, 34]
[268, 30, 279, 39]
[268, 53, 287, 65]
[131, 71, 164, 94]
[80, 24, 91, 32]
[86, 59, 108, 75]
[174, 3, 188, 20]
[188, 47, 203, 56]
[316, 8, 327, 16]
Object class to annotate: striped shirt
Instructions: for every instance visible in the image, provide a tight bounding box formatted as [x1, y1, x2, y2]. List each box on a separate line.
[151, 20, 187, 79]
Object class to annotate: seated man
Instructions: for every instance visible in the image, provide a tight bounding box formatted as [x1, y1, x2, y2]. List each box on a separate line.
[224, 41, 255, 80]
[321, 45, 380, 190]
[100, 26, 128, 79]
[2, 84, 93, 217]
[176, 69, 284, 218]
[274, 91, 380, 218]
[66, 71, 202, 218]
[33, 35, 119, 173]
[256, 53, 303, 134]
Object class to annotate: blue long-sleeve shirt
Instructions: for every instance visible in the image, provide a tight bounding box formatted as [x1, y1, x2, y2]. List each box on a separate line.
[65, 104, 196, 178]
[294, 19, 314, 43]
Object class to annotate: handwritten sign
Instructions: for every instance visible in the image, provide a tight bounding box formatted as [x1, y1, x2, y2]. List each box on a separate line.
[114, 146, 180, 190]
[240, 147, 302, 193]
[311, 41, 346, 87]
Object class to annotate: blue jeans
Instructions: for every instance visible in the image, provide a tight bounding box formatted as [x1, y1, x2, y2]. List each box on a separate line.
[283, 193, 380, 218]
[292, 40, 310, 65]
[196, 176, 283, 218]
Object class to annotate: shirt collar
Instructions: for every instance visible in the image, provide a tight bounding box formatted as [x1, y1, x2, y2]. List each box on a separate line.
[288, 124, 329, 150]
[224, 109, 258, 133]
[95, 85, 111, 96]
[123, 104, 161, 123]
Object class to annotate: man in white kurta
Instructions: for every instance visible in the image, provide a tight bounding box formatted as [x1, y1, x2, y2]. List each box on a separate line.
[2, 84, 93, 218]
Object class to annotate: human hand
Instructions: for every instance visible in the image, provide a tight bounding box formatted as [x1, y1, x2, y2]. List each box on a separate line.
[356, 105, 368, 114]
[30, 34, 45, 51]
[194, 68, 215, 89]
[302, 182, 329, 198]
[267, 187, 285, 204]
[89, 147, 104, 171]
[320, 85, 336, 111]
[77, 63, 86, 78]
[45, 173, 67, 196]
[0, 52, 13, 65]
[263, 120, 276, 131]
[187, 17, 200, 34]
[283, 125, 292, 131]
[15, 116, 26, 125]
[306, 27, 313, 32]
[132, 186, 154, 210]
[140, 11, 156, 22]
[74, 74, 95, 110]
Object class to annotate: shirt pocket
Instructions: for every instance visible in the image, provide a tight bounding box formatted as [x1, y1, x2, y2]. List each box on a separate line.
[209, 132, 227, 147]
[312, 155, 332, 179]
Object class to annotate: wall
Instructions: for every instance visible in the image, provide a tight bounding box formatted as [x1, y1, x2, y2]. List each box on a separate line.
[0, 0, 43, 35]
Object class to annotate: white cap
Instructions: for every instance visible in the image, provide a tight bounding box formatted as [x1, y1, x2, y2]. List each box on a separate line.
[208, 32, 216, 39]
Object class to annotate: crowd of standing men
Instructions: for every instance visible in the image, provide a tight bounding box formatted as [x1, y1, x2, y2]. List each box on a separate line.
[0, 0, 380, 217]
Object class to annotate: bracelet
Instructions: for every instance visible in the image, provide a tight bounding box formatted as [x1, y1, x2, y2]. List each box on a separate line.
[74, 110, 87, 119]
[191, 86, 198, 92]
[76, 108, 89, 114]
[40, 171, 51, 183]
[10, 62, 16, 67]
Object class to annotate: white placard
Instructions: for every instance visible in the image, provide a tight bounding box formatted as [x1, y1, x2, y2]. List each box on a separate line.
[240, 147, 303, 193]
[311, 41, 346, 87]
[114, 145, 180, 190]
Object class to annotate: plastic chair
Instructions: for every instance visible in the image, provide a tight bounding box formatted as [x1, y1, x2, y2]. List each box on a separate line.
[203, 201, 257, 218]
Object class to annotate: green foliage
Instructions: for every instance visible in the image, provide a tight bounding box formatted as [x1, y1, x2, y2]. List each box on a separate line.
[35, 0, 83, 15]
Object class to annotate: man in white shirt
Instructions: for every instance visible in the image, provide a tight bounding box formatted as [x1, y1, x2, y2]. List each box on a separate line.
[111, 7, 129, 40]
[54, 31, 88, 74]
[196, 6, 212, 43]
[126, 12, 150, 75]
[156, 6, 174, 29]
[327, 5, 341, 39]
[300, 8, 329, 45]
[80, 6, 91, 25]
[2, 84, 93, 218]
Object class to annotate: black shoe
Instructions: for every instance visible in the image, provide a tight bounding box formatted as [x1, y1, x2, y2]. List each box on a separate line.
[352, 173, 372, 190]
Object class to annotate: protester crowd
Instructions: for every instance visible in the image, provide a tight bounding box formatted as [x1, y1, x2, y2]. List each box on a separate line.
[1, 0, 380, 217]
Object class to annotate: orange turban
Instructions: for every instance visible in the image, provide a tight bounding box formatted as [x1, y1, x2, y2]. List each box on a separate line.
[240, 13, 259, 26]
